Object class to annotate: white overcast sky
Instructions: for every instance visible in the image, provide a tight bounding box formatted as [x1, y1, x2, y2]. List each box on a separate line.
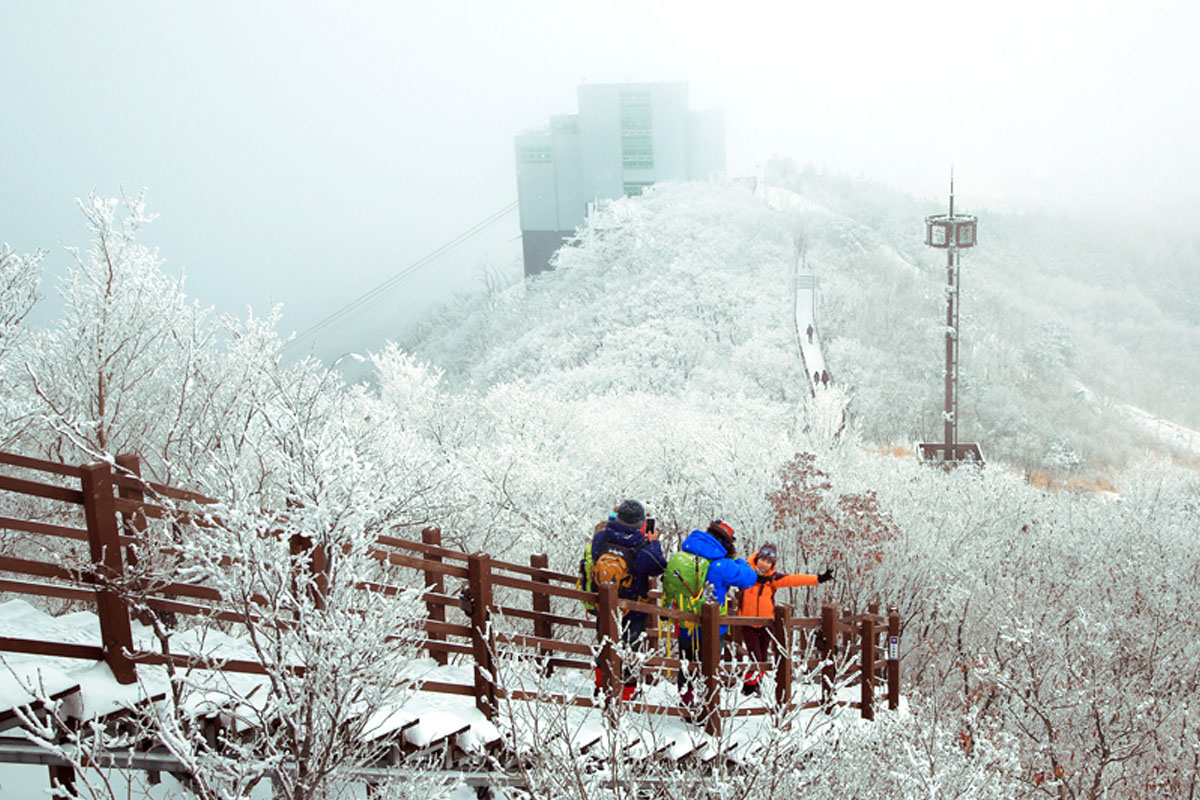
[3, 1, 1197, 360]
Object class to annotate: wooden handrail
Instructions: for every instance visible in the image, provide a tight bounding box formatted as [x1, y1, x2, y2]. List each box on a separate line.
[0, 474, 84, 504]
[0, 449, 902, 726]
[0, 577, 96, 603]
[0, 636, 104, 661]
[0, 515, 88, 541]
[0, 554, 81, 584]
[375, 532, 578, 584]
[110, 472, 217, 505]
[0, 451, 84, 478]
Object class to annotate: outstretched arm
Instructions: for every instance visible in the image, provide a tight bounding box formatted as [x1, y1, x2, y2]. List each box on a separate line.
[771, 572, 819, 589]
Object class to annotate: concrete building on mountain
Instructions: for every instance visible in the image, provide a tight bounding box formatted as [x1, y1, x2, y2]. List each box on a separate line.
[515, 82, 725, 277]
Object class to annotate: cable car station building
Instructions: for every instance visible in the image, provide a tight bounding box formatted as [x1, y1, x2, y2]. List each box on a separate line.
[515, 82, 725, 277]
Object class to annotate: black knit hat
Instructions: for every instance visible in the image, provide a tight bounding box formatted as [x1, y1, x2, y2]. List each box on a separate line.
[616, 499, 646, 526]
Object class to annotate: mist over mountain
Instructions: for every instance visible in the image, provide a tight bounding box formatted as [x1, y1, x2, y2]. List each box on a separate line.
[403, 165, 1200, 473]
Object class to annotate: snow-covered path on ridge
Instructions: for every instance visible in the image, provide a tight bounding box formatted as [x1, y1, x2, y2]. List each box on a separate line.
[758, 185, 829, 390]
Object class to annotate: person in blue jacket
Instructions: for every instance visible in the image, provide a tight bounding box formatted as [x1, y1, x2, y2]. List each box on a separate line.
[675, 520, 758, 708]
[590, 498, 666, 699]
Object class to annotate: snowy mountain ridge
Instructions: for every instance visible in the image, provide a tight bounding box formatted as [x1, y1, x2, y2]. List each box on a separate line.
[405, 173, 1200, 472]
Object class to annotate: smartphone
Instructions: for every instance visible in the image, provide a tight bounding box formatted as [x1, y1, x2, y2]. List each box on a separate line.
[645, 518, 656, 534]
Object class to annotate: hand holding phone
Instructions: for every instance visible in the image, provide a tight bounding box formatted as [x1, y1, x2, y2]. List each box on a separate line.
[645, 518, 658, 541]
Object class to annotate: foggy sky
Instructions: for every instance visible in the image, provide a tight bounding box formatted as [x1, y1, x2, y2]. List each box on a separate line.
[3, 1, 1197, 363]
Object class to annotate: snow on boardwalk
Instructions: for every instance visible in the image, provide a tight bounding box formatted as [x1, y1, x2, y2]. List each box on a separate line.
[0, 598, 497, 752]
[0, 598, 878, 793]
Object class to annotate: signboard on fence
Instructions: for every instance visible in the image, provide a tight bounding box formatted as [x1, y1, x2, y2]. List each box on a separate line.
[889, 636, 899, 661]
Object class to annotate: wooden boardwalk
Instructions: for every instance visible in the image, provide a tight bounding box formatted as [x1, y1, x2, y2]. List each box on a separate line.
[0, 450, 902, 789]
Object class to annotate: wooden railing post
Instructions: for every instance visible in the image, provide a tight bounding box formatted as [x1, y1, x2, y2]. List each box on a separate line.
[114, 454, 155, 626]
[113, 454, 147, 539]
[700, 602, 722, 736]
[727, 591, 741, 651]
[644, 576, 659, 655]
[595, 582, 620, 701]
[773, 604, 792, 707]
[530, 553, 552, 639]
[81, 461, 136, 685]
[530, 552, 553, 675]
[288, 533, 329, 611]
[311, 540, 328, 608]
[48, 761, 76, 799]
[888, 606, 901, 711]
[861, 615, 876, 720]
[423, 527, 448, 666]
[468, 553, 496, 718]
[821, 603, 839, 712]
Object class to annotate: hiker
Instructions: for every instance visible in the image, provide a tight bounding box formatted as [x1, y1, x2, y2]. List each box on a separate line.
[737, 542, 833, 695]
[813, 370, 821, 386]
[821, 369, 830, 388]
[806, 323, 814, 343]
[663, 520, 757, 711]
[589, 499, 666, 700]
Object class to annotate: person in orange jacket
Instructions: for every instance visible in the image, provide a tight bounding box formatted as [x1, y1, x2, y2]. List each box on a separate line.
[738, 542, 832, 696]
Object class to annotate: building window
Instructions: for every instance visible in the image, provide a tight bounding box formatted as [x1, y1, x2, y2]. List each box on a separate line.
[619, 92, 652, 129]
[621, 141, 653, 169]
[517, 145, 552, 164]
[619, 92, 653, 170]
[623, 182, 652, 197]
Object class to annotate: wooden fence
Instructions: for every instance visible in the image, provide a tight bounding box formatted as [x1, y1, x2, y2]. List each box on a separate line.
[0, 451, 901, 741]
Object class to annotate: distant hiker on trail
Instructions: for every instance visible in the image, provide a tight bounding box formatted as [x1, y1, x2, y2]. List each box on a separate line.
[589, 499, 666, 700]
[663, 520, 757, 712]
[737, 542, 833, 696]
[821, 369, 830, 388]
[806, 324, 814, 343]
[813, 370, 821, 386]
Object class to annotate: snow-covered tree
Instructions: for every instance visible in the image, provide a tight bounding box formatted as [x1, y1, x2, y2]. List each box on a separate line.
[0, 242, 43, 447]
[18, 192, 219, 474]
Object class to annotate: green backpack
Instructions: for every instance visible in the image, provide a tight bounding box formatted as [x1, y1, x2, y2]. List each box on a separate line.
[662, 551, 726, 633]
[576, 543, 597, 614]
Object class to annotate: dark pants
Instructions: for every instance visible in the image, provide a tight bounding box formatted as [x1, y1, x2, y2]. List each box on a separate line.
[595, 612, 647, 687]
[742, 626, 773, 686]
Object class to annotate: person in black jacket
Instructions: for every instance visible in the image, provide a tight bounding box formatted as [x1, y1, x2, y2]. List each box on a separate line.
[589, 499, 666, 699]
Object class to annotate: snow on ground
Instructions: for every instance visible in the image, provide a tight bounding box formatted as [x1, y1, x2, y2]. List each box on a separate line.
[0, 600, 499, 751]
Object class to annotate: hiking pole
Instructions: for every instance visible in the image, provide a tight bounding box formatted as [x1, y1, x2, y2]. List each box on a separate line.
[658, 596, 673, 677]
